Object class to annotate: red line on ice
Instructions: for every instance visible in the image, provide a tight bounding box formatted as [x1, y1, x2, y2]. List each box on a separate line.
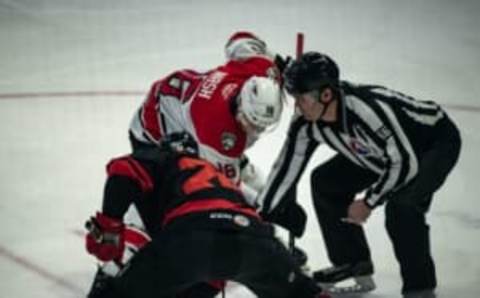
[0, 90, 143, 99]
[0, 90, 479, 113]
[0, 244, 84, 295]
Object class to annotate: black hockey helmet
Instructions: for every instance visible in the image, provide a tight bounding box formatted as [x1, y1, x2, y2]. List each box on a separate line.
[284, 51, 340, 95]
[159, 131, 199, 156]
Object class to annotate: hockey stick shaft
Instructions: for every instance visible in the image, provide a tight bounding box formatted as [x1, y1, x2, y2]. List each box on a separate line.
[289, 32, 304, 255]
[296, 32, 304, 59]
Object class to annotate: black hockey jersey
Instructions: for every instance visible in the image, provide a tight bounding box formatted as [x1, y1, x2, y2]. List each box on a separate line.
[102, 149, 259, 235]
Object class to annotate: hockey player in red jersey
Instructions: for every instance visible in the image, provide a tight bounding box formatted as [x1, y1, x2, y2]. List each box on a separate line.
[128, 31, 284, 205]
[84, 132, 330, 298]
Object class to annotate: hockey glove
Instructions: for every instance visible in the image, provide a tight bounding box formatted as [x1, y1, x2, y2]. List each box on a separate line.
[240, 155, 265, 193]
[85, 212, 125, 262]
[262, 201, 307, 238]
[274, 54, 293, 75]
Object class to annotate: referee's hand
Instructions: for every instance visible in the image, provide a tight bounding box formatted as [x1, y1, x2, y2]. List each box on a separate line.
[342, 199, 372, 225]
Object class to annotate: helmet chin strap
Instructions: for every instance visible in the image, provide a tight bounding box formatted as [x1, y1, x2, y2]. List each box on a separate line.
[319, 99, 332, 119]
[316, 85, 338, 121]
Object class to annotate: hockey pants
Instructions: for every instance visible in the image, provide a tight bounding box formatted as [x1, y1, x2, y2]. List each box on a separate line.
[99, 218, 321, 298]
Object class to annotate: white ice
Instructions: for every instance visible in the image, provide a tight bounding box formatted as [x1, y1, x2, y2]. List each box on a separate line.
[1, 0, 479, 297]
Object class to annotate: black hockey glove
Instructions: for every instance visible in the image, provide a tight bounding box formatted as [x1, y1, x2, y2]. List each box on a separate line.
[274, 54, 293, 75]
[261, 200, 307, 238]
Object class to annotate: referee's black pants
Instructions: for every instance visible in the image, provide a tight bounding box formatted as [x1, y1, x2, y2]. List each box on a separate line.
[99, 214, 321, 298]
[310, 117, 461, 293]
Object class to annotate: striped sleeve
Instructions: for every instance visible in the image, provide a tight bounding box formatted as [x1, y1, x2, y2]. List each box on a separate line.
[364, 101, 419, 207]
[257, 116, 318, 214]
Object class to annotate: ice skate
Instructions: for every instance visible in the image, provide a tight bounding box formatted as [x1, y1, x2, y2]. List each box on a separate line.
[313, 261, 375, 294]
[402, 289, 436, 298]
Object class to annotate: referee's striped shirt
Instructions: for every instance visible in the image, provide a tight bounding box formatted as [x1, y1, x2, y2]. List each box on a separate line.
[259, 81, 446, 213]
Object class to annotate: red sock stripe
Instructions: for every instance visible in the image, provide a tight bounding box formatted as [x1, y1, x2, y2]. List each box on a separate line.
[107, 157, 154, 192]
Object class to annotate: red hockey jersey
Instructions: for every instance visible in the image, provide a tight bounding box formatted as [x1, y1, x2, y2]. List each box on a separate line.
[129, 56, 277, 184]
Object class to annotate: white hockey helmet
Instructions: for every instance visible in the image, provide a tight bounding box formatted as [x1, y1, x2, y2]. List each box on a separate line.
[238, 76, 283, 132]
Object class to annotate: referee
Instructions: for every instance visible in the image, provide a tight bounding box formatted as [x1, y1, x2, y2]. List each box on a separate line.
[258, 52, 461, 297]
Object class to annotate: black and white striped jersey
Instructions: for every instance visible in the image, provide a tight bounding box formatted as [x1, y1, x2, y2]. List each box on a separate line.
[258, 81, 447, 213]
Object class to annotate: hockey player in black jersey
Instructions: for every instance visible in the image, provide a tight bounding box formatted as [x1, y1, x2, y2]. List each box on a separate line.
[84, 132, 330, 298]
[257, 52, 461, 297]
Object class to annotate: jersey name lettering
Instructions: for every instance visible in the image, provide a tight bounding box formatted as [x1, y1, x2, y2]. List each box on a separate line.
[198, 71, 227, 100]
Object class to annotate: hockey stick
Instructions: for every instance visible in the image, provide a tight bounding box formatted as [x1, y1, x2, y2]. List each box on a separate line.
[296, 32, 304, 60]
[288, 32, 304, 255]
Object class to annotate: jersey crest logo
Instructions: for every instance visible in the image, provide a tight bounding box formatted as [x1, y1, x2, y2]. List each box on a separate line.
[349, 139, 371, 156]
[351, 125, 383, 157]
[221, 132, 237, 151]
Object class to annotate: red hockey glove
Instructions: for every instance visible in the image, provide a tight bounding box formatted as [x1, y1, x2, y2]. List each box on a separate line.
[85, 212, 125, 262]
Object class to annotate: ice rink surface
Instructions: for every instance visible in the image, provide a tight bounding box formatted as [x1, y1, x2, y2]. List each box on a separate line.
[1, 0, 479, 297]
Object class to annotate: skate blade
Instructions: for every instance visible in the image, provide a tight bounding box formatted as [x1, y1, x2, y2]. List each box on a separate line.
[319, 275, 376, 294]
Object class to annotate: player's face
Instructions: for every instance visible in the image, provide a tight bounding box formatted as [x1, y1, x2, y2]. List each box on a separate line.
[294, 90, 325, 121]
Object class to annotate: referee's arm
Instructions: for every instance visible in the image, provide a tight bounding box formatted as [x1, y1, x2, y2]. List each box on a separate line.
[364, 102, 419, 208]
[258, 117, 318, 214]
